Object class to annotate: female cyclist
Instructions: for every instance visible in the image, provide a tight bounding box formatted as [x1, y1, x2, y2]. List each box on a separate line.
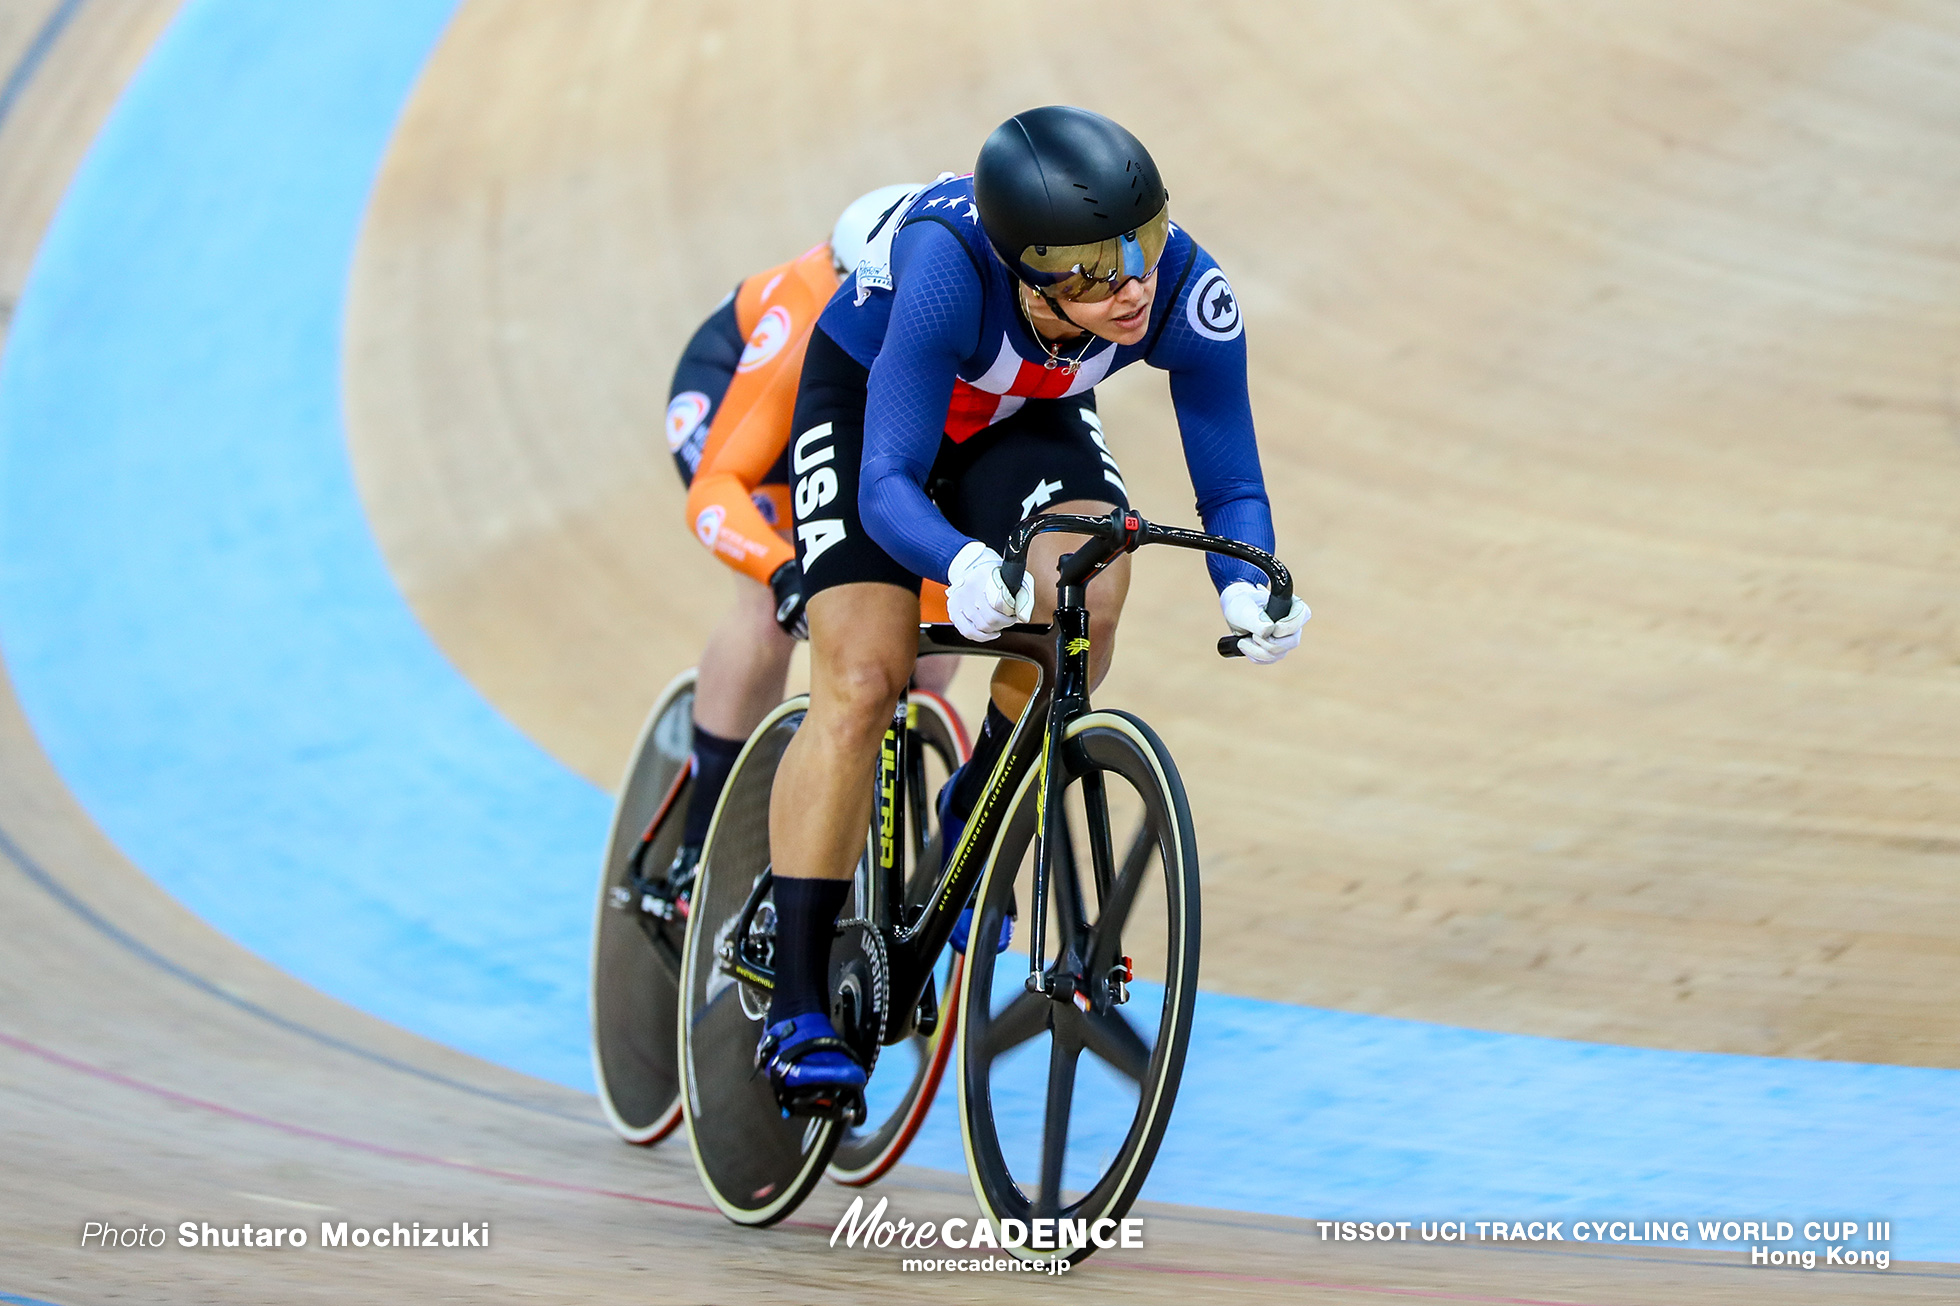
[754, 107, 1309, 1109]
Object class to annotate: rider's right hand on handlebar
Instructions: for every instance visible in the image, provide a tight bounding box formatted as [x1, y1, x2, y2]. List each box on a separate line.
[1220, 580, 1311, 664]
[947, 540, 1035, 642]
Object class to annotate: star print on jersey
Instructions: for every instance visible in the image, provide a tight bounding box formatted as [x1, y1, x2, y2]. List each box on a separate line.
[1185, 267, 1243, 341]
[1021, 477, 1065, 517]
[965, 203, 980, 222]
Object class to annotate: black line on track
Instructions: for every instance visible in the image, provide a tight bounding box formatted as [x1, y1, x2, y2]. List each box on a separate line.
[0, 820, 607, 1130]
[0, 0, 86, 135]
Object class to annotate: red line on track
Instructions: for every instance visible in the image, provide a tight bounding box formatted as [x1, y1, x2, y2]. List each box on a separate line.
[3, 1028, 1636, 1304]
[0, 1028, 725, 1219]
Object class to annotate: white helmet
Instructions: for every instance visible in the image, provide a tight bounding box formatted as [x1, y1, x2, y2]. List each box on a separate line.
[830, 183, 919, 277]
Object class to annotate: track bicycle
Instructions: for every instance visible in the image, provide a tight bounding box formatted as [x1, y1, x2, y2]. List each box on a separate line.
[591, 667, 968, 1169]
[677, 509, 1293, 1262]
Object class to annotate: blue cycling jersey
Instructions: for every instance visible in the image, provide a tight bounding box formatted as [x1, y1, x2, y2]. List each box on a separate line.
[818, 173, 1275, 591]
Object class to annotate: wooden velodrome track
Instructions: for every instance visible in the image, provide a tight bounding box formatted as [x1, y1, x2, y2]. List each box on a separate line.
[1, 1, 1954, 1302]
[348, 1, 1960, 1062]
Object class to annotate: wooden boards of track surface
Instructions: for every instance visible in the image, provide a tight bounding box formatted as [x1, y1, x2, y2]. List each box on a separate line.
[345, 1, 1960, 1068]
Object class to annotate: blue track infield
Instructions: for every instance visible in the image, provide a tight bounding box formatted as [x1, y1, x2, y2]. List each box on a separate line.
[0, 0, 1955, 1262]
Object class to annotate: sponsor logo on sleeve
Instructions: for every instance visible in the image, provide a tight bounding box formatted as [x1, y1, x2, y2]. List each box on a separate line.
[737, 305, 794, 373]
[694, 504, 726, 549]
[1185, 268, 1243, 342]
[666, 390, 712, 460]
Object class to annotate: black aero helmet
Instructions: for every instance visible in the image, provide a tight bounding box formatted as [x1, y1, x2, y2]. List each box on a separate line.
[974, 106, 1171, 303]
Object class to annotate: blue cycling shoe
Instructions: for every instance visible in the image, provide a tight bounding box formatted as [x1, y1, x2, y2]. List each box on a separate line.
[938, 768, 1013, 956]
[756, 1012, 865, 1119]
[950, 905, 1013, 955]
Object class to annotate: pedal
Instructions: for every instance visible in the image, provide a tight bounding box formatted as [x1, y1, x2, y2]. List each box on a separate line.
[776, 1085, 865, 1125]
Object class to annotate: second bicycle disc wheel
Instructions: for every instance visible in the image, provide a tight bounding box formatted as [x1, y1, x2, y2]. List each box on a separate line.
[590, 668, 695, 1145]
[957, 709, 1200, 1266]
[678, 695, 842, 1226]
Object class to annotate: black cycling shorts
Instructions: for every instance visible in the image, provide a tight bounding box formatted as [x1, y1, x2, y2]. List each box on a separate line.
[789, 326, 1129, 598]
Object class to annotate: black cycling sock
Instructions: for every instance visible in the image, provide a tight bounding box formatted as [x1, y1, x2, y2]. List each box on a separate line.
[767, 876, 851, 1025]
[680, 725, 745, 849]
[948, 700, 1015, 821]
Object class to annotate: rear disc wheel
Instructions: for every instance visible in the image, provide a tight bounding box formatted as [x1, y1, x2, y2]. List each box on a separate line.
[678, 696, 842, 1225]
[590, 668, 696, 1145]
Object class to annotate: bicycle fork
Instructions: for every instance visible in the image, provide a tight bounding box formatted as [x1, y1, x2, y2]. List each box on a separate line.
[1025, 591, 1093, 1007]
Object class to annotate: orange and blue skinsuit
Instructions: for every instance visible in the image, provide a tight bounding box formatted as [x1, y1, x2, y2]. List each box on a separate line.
[666, 242, 835, 589]
[666, 243, 948, 617]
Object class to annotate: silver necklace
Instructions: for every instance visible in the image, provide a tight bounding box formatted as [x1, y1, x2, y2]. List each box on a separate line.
[1019, 287, 1095, 374]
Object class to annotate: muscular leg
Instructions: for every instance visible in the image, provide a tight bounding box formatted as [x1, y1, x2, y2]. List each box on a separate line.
[913, 654, 959, 694]
[770, 582, 919, 882]
[765, 582, 918, 1026]
[678, 573, 794, 854]
[692, 573, 796, 739]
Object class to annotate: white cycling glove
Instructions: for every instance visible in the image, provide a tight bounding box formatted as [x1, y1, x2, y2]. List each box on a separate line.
[946, 540, 1035, 642]
[1220, 580, 1311, 665]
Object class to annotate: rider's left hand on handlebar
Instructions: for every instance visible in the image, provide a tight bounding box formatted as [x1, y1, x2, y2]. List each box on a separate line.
[1219, 580, 1311, 665]
[947, 540, 1034, 642]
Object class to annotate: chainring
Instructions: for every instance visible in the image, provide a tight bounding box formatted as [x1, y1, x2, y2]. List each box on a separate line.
[827, 919, 888, 1079]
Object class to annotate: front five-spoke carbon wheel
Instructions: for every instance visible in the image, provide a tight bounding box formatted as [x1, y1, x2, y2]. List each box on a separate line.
[956, 710, 1200, 1267]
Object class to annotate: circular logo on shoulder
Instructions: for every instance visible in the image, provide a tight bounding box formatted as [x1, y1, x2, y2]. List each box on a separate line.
[694, 504, 725, 548]
[1185, 268, 1243, 342]
[665, 391, 711, 451]
[737, 305, 793, 373]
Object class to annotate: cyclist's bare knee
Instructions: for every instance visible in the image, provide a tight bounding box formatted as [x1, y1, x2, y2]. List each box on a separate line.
[804, 583, 918, 747]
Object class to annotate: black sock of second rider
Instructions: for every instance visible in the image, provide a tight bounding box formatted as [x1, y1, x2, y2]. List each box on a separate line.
[681, 724, 745, 851]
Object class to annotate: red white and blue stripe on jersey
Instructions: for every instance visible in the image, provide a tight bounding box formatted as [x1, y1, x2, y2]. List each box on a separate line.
[943, 332, 1115, 441]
